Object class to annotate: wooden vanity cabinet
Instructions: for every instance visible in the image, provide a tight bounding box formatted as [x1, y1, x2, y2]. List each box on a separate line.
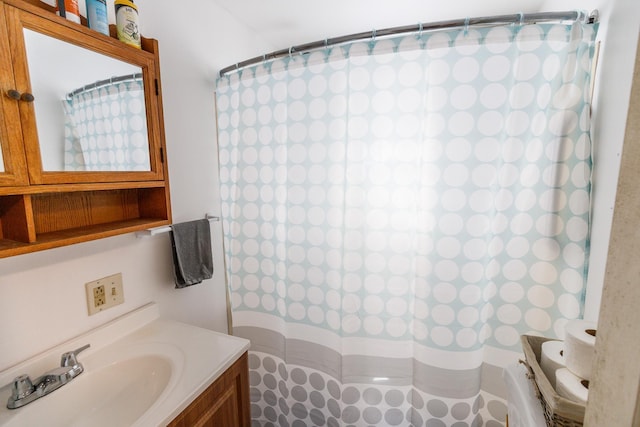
[168, 352, 251, 427]
[0, 0, 171, 258]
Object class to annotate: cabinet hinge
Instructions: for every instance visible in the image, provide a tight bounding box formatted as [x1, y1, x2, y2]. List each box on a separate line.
[160, 147, 164, 163]
[154, 79, 159, 96]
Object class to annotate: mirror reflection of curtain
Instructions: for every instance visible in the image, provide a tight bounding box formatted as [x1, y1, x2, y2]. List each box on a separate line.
[63, 76, 149, 171]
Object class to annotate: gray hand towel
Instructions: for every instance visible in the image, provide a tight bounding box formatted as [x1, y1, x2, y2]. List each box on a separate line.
[170, 219, 213, 288]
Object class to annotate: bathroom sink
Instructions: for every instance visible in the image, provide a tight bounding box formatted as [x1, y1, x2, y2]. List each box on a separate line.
[0, 303, 250, 427]
[2, 354, 174, 427]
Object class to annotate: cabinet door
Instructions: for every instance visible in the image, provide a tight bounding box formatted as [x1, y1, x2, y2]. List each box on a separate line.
[0, 2, 28, 187]
[183, 384, 241, 427]
[168, 353, 250, 427]
[4, 2, 165, 184]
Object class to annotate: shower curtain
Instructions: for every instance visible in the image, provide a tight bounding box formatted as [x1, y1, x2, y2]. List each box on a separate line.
[63, 78, 149, 171]
[216, 19, 598, 426]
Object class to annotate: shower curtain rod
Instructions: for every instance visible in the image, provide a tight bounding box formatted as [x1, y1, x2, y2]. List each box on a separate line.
[66, 72, 143, 99]
[219, 9, 599, 77]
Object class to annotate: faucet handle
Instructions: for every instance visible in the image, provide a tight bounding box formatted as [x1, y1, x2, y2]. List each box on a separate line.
[60, 343, 90, 368]
[11, 375, 34, 400]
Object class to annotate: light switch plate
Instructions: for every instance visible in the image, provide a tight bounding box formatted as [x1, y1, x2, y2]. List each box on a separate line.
[85, 273, 124, 315]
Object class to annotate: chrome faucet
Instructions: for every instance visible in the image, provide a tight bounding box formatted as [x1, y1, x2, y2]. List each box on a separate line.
[6, 344, 90, 409]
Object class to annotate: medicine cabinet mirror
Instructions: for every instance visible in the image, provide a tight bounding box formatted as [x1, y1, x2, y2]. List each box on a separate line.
[7, 4, 164, 184]
[25, 28, 151, 172]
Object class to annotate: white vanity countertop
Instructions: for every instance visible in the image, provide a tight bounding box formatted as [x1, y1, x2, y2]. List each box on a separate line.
[0, 303, 250, 426]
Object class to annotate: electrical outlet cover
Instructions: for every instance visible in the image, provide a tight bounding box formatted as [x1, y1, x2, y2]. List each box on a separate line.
[85, 273, 125, 315]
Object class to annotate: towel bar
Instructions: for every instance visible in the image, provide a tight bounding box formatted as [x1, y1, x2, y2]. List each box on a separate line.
[135, 214, 220, 238]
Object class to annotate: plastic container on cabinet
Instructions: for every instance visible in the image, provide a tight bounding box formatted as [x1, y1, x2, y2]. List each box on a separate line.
[56, 0, 81, 24]
[115, 0, 141, 48]
[86, 0, 109, 36]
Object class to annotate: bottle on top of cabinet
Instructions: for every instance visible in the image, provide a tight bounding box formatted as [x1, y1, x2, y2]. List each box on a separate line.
[86, 0, 109, 36]
[114, 0, 141, 48]
[56, 0, 81, 24]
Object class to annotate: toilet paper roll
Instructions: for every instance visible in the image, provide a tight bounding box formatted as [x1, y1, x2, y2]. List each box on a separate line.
[556, 368, 589, 404]
[564, 320, 597, 380]
[540, 340, 565, 389]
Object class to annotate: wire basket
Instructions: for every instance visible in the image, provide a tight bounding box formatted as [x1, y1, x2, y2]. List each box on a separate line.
[520, 335, 586, 427]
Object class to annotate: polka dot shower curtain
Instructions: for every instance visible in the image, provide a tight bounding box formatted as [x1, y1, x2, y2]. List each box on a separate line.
[63, 78, 150, 171]
[216, 18, 598, 427]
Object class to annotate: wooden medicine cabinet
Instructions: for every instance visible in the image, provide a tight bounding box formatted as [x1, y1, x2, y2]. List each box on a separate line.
[0, 0, 171, 257]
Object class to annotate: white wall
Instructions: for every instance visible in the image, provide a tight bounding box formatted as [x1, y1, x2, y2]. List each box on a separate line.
[0, 0, 271, 371]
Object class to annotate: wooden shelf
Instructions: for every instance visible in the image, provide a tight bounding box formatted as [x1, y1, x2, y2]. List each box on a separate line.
[0, 180, 167, 196]
[0, 187, 170, 258]
[0, 217, 170, 257]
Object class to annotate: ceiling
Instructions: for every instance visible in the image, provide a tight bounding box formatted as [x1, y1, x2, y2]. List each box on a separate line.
[212, 0, 548, 51]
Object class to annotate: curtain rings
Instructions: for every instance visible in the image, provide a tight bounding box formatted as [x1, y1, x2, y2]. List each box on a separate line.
[518, 12, 525, 25]
[260, 54, 268, 71]
[368, 28, 377, 52]
[463, 17, 470, 36]
[416, 22, 423, 39]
